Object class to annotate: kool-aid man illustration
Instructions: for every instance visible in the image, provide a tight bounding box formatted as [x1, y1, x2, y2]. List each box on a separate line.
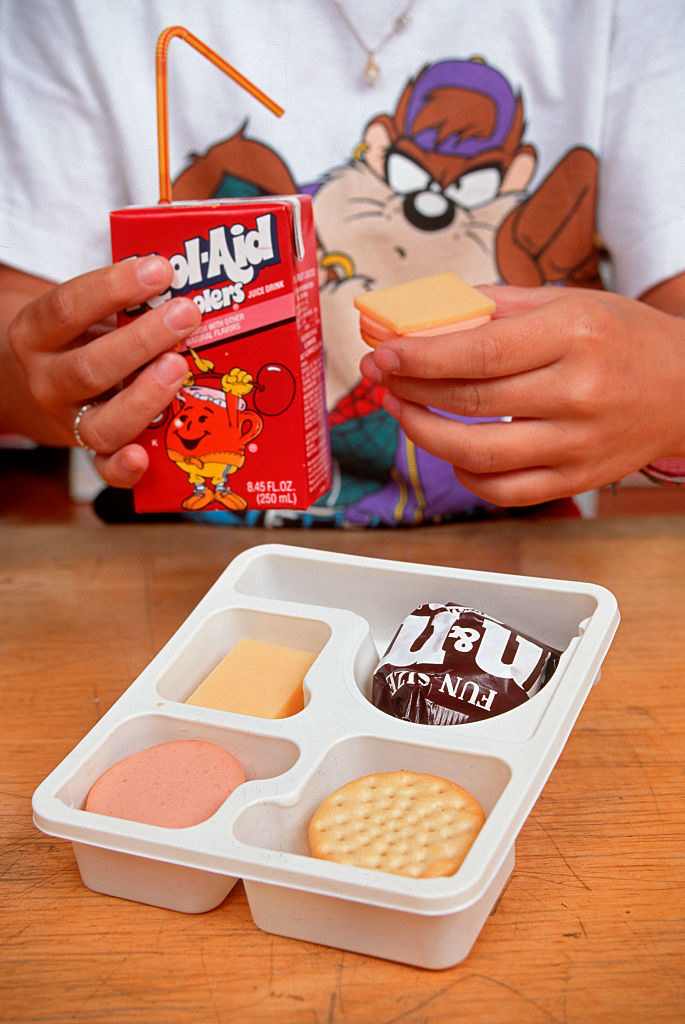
[158, 348, 298, 511]
[165, 355, 264, 511]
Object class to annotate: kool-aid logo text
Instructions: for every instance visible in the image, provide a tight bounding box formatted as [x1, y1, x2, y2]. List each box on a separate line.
[131, 213, 281, 316]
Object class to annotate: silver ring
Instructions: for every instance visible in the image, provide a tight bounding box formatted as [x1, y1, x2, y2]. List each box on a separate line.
[72, 403, 97, 453]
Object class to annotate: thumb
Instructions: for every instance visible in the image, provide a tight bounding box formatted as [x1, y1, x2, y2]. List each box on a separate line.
[477, 283, 568, 318]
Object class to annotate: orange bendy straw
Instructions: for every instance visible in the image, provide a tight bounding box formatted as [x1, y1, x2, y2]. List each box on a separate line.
[155, 25, 284, 204]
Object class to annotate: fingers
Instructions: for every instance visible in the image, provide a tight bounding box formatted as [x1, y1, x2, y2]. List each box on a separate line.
[452, 464, 579, 507]
[381, 394, 589, 477]
[4, 254, 205, 484]
[361, 354, 562, 420]
[360, 285, 604, 384]
[362, 306, 564, 383]
[475, 283, 577, 317]
[10, 254, 200, 422]
[93, 444, 150, 489]
[16, 255, 177, 352]
[69, 351, 188, 456]
[50, 296, 199, 404]
[383, 395, 595, 505]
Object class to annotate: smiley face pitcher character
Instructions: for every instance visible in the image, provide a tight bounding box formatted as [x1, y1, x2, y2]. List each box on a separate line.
[165, 354, 263, 512]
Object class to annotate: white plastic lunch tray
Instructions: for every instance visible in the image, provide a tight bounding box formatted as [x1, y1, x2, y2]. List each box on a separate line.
[33, 543, 619, 970]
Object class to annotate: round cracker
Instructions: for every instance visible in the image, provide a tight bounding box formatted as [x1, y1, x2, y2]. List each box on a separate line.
[308, 770, 485, 878]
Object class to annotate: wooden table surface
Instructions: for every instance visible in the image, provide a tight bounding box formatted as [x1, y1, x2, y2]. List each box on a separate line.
[1, 517, 683, 1024]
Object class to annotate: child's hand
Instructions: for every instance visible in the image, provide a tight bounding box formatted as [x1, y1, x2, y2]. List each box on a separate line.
[360, 284, 685, 506]
[5, 256, 201, 488]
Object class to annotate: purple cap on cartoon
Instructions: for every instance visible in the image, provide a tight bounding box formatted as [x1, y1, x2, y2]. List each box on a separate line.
[403, 60, 517, 158]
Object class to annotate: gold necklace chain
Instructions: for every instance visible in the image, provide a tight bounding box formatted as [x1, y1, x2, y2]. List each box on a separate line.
[331, 0, 417, 85]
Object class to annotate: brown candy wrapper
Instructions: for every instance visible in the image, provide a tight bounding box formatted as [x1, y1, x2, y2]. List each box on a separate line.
[372, 603, 562, 725]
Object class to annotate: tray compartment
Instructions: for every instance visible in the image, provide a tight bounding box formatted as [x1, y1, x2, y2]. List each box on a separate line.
[244, 841, 515, 969]
[54, 712, 300, 812]
[232, 733, 511, 859]
[52, 711, 301, 914]
[71, 841, 237, 914]
[231, 547, 603, 682]
[155, 606, 331, 713]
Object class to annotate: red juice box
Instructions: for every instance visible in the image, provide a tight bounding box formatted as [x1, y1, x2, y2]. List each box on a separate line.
[110, 195, 331, 514]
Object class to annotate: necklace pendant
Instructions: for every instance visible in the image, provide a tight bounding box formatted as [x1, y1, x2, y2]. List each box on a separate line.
[364, 53, 380, 84]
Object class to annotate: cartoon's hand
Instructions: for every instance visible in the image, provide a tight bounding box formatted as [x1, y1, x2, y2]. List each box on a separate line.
[188, 348, 214, 374]
[221, 367, 255, 397]
[359, 283, 685, 507]
[3, 256, 201, 488]
[496, 148, 602, 288]
[166, 449, 204, 470]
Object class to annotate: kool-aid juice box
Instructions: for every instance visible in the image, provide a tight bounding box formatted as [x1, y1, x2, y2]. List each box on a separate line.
[110, 195, 331, 514]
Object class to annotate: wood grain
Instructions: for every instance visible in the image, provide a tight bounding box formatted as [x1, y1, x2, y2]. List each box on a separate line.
[1, 518, 683, 1023]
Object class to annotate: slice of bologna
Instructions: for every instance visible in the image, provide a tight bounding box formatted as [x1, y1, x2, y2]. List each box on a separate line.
[85, 739, 244, 828]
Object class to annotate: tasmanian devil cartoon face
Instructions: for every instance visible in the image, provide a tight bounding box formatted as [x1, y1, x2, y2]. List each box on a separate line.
[314, 59, 536, 289]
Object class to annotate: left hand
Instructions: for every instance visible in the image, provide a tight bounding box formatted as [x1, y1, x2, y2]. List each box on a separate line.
[359, 284, 685, 507]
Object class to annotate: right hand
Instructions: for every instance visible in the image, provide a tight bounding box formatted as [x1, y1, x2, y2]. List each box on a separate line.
[6, 255, 201, 487]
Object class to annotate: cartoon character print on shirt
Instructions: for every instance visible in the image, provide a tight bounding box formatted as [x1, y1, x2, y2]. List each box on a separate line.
[172, 57, 601, 525]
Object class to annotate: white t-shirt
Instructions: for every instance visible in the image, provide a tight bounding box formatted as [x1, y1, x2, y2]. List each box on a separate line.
[1, 0, 684, 524]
